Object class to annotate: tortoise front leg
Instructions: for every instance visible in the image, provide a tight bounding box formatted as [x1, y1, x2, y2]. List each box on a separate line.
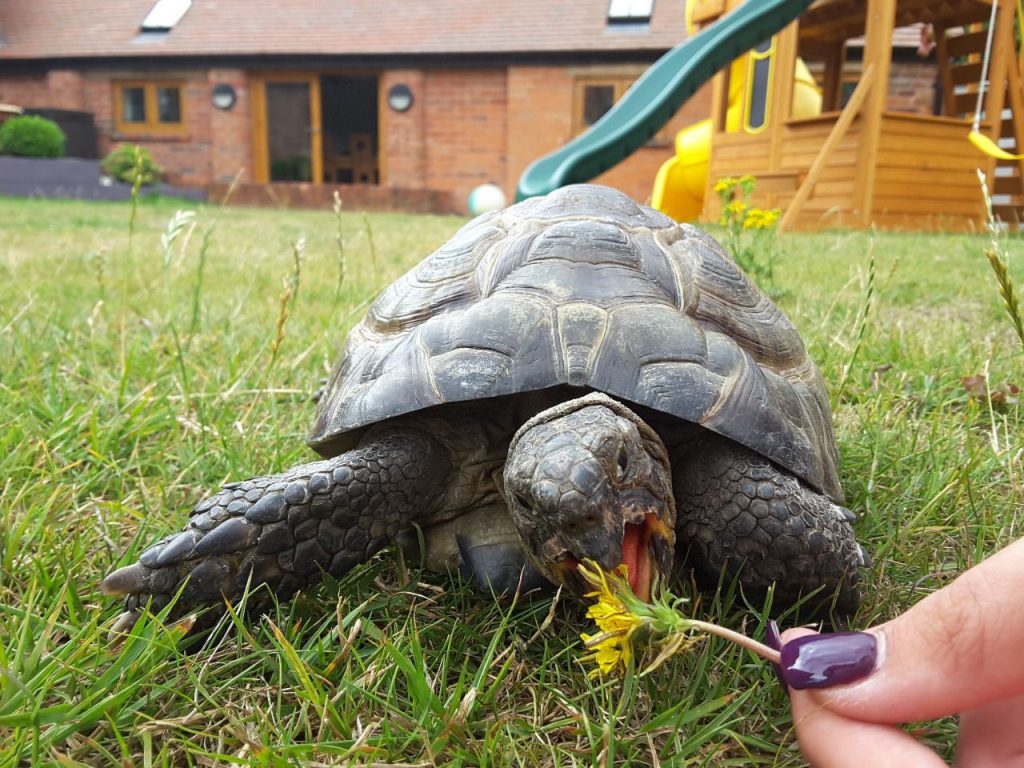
[101, 428, 452, 630]
[673, 435, 866, 615]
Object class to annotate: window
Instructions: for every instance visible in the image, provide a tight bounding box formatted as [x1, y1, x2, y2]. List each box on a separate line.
[582, 84, 617, 127]
[744, 38, 774, 132]
[575, 78, 627, 134]
[574, 74, 674, 144]
[574, 76, 641, 136]
[113, 81, 185, 134]
[608, 0, 653, 23]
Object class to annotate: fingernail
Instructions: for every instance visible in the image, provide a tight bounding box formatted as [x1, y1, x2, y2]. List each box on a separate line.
[766, 619, 784, 684]
[779, 632, 878, 690]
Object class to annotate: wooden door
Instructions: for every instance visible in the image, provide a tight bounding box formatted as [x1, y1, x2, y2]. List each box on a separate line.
[251, 73, 322, 183]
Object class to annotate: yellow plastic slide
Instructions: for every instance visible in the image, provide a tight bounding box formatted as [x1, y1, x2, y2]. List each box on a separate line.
[651, 57, 822, 222]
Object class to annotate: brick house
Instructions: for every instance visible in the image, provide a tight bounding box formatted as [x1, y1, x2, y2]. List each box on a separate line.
[0, 0, 938, 213]
[0, 0, 714, 211]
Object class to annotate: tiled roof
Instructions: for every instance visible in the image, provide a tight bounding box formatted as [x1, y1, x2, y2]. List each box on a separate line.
[0, 0, 688, 60]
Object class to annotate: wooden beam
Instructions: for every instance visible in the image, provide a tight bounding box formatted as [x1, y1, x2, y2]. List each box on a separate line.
[934, 25, 957, 117]
[768, 21, 801, 179]
[251, 77, 268, 183]
[701, 69, 731, 219]
[980, 0, 1017, 183]
[309, 75, 323, 186]
[1003, 49, 1024, 192]
[945, 29, 990, 58]
[854, 0, 896, 227]
[779, 63, 875, 232]
[821, 42, 845, 112]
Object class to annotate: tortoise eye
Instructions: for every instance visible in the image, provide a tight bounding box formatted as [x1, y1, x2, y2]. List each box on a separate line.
[512, 490, 531, 510]
[616, 446, 630, 479]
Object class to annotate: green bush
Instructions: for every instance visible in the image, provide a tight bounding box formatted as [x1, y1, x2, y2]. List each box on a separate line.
[100, 144, 164, 185]
[0, 115, 66, 158]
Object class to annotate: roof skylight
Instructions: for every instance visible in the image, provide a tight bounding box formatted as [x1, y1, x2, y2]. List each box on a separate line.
[141, 0, 192, 31]
[608, 0, 654, 23]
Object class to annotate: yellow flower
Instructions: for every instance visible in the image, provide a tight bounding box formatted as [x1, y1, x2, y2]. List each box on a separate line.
[713, 177, 735, 195]
[576, 559, 781, 678]
[578, 562, 644, 676]
[742, 207, 780, 230]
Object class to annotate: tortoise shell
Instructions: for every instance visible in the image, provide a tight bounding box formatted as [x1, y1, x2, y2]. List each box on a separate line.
[310, 185, 841, 500]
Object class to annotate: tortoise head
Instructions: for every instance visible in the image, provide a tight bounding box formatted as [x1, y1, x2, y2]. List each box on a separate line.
[503, 393, 675, 601]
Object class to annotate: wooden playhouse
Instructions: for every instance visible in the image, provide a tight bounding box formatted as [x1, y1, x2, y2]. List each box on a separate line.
[695, 0, 1024, 231]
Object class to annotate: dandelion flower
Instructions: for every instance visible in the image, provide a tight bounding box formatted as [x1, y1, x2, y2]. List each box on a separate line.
[577, 559, 781, 678]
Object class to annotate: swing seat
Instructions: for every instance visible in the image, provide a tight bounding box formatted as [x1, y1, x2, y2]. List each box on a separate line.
[969, 129, 1024, 161]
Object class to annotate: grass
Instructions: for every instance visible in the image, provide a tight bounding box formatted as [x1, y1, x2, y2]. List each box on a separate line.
[0, 193, 1021, 766]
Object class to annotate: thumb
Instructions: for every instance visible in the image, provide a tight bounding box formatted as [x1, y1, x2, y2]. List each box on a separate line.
[784, 628, 946, 768]
[779, 537, 1024, 723]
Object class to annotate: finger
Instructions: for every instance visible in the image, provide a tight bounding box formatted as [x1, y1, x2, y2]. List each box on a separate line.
[784, 629, 946, 768]
[955, 689, 1024, 767]
[790, 688, 947, 768]
[780, 537, 1024, 723]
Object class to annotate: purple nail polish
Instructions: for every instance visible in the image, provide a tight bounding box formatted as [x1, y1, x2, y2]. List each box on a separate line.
[780, 632, 877, 690]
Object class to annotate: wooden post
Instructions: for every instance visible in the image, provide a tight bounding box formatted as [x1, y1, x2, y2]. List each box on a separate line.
[821, 42, 846, 112]
[1003, 52, 1024, 192]
[702, 68, 731, 220]
[853, 0, 896, 227]
[933, 25, 956, 117]
[767, 21, 800, 175]
[982, 0, 1018, 187]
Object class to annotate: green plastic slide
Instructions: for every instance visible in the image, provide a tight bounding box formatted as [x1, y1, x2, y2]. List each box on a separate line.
[515, 0, 814, 201]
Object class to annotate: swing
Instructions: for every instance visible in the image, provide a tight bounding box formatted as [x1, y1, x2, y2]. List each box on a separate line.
[968, 0, 1024, 159]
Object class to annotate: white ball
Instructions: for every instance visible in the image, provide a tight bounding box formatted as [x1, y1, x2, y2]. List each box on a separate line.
[468, 183, 507, 216]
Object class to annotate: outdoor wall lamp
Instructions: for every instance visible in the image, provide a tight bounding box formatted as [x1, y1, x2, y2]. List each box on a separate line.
[211, 83, 237, 110]
[387, 84, 414, 113]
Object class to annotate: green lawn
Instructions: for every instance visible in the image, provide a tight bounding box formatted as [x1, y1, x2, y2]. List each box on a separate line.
[1, 194, 1021, 766]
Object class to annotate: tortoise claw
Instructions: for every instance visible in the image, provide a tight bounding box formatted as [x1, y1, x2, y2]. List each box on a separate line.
[100, 563, 151, 596]
[107, 610, 141, 640]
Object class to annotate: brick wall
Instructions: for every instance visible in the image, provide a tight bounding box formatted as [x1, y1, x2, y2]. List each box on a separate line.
[422, 68, 508, 210]
[1, 59, 718, 209]
[207, 69, 252, 183]
[0, 67, 251, 187]
[506, 65, 574, 200]
[886, 60, 940, 114]
[381, 69, 427, 189]
[0, 73, 50, 107]
[506, 64, 712, 206]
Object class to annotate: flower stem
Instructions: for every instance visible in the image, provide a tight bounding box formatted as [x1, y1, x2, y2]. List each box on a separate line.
[686, 620, 781, 664]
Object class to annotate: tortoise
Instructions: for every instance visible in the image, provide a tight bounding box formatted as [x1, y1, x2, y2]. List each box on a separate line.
[102, 184, 865, 630]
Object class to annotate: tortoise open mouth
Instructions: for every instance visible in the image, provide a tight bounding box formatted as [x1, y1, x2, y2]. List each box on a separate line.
[553, 512, 672, 602]
[622, 513, 671, 601]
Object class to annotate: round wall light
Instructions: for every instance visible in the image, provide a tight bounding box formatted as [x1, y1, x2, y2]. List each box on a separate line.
[387, 84, 414, 113]
[211, 83, 237, 110]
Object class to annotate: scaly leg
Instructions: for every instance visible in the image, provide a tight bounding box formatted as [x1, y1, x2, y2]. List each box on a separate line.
[102, 428, 452, 630]
[674, 435, 866, 615]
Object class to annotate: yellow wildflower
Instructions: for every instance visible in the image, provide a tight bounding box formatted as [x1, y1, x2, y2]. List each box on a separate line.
[578, 562, 643, 676]
[713, 177, 735, 195]
[577, 559, 782, 678]
[743, 207, 780, 230]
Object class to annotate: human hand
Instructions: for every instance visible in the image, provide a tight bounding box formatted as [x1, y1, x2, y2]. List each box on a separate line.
[774, 537, 1024, 767]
